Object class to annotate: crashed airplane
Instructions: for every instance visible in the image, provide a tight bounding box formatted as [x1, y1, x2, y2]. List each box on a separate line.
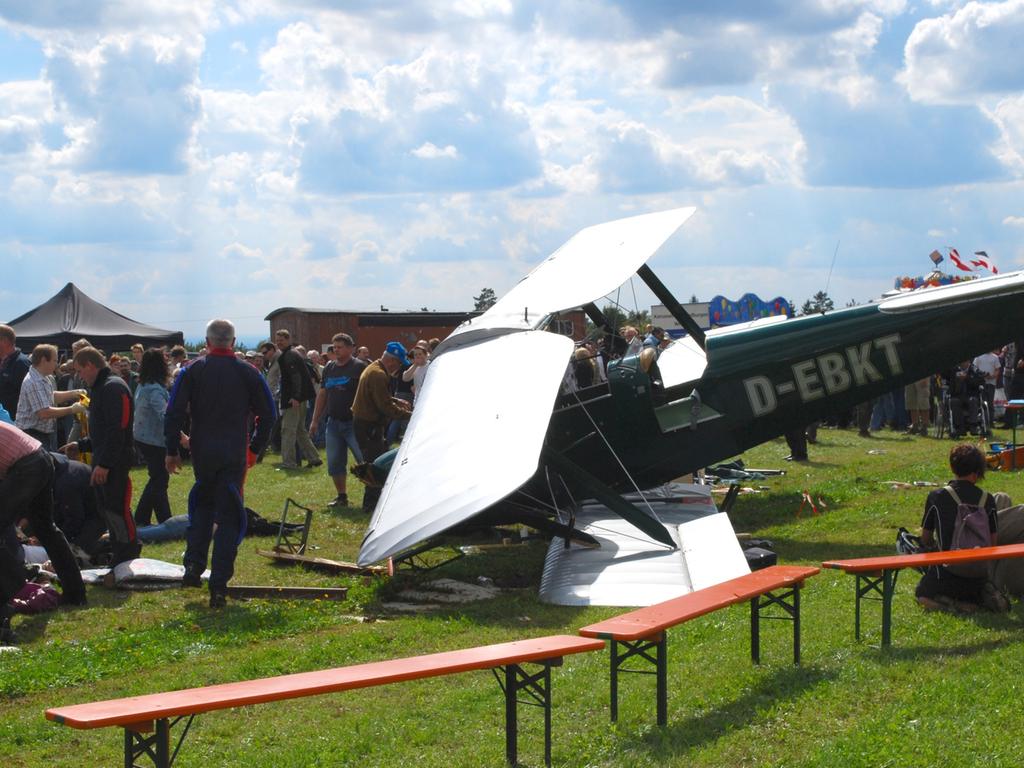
[357, 207, 1024, 571]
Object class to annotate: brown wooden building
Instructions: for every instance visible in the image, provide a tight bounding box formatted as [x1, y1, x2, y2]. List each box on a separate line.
[264, 307, 587, 355]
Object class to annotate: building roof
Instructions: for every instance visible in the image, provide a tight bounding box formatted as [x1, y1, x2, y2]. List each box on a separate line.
[265, 307, 479, 324]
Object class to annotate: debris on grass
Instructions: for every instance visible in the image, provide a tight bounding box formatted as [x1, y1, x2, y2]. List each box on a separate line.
[396, 578, 500, 604]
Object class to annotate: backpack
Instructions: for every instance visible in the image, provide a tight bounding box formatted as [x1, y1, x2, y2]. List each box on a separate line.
[944, 485, 992, 578]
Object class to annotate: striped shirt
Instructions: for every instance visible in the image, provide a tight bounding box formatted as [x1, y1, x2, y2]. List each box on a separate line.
[15, 365, 55, 434]
[0, 420, 42, 480]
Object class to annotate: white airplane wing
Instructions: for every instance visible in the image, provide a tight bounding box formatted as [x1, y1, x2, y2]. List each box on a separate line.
[358, 207, 698, 566]
[879, 270, 1024, 312]
[434, 207, 696, 354]
[357, 330, 573, 565]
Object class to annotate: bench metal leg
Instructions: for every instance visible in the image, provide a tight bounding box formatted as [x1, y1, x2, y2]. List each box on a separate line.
[750, 585, 803, 666]
[882, 570, 896, 648]
[751, 596, 760, 664]
[123, 715, 194, 768]
[656, 637, 667, 726]
[495, 659, 559, 767]
[609, 636, 618, 722]
[605, 633, 667, 726]
[854, 569, 899, 648]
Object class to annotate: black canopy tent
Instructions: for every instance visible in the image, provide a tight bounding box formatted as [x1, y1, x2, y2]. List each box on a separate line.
[7, 282, 184, 353]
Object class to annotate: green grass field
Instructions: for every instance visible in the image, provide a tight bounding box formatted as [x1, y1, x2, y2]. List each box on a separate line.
[4, 427, 1024, 767]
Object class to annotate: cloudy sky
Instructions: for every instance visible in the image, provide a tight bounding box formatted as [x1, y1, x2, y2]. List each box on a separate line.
[1, 1, 1022, 342]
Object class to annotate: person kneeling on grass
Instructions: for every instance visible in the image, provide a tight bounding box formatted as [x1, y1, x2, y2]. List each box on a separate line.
[916, 443, 1009, 613]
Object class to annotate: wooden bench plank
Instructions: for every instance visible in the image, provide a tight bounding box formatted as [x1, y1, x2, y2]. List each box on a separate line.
[577, 565, 819, 726]
[822, 543, 1024, 648]
[822, 542, 1024, 573]
[46, 635, 604, 730]
[579, 565, 820, 641]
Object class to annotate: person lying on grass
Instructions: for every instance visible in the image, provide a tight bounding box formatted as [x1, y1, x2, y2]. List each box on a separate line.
[915, 443, 1009, 614]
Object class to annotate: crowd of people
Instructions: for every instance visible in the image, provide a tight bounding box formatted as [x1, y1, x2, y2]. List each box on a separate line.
[0, 318, 430, 637]
[2, 315, 1023, 641]
[782, 345, 1022, 462]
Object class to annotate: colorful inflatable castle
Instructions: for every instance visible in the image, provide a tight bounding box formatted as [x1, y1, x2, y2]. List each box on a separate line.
[708, 294, 792, 327]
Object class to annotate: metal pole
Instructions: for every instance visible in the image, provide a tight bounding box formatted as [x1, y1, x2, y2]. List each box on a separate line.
[156, 719, 170, 768]
[750, 596, 761, 664]
[505, 666, 517, 766]
[882, 570, 895, 648]
[123, 729, 133, 768]
[609, 640, 619, 722]
[636, 265, 706, 348]
[543, 664, 552, 768]
[656, 636, 667, 726]
[854, 576, 862, 641]
[793, 585, 801, 665]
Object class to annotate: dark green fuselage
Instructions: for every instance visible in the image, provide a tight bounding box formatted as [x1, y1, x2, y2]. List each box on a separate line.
[539, 294, 1023, 495]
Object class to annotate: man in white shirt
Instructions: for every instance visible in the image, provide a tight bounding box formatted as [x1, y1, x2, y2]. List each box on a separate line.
[15, 345, 86, 450]
[973, 350, 1002, 434]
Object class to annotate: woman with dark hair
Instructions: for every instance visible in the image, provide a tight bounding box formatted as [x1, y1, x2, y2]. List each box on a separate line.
[915, 443, 1006, 612]
[133, 349, 172, 525]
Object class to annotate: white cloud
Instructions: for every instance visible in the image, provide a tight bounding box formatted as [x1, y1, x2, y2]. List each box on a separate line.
[296, 47, 541, 193]
[0, 0, 214, 34]
[0, 115, 38, 154]
[593, 94, 803, 193]
[258, 21, 354, 95]
[411, 142, 458, 159]
[5, 0, 1024, 341]
[44, 34, 202, 174]
[221, 241, 263, 260]
[985, 94, 1024, 176]
[901, 0, 1024, 104]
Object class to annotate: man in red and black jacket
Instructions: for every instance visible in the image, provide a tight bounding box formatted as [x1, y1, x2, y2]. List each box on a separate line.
[61, 347, 141, 565]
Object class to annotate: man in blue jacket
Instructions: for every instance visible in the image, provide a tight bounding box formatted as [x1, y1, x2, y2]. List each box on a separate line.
[165, 319, 277, 607]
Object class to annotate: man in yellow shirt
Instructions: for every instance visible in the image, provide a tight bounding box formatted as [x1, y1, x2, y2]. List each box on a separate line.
[351, 341, 412, 513]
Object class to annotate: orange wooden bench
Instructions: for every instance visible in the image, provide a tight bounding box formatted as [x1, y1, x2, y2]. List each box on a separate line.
[45, 634, 604, 768]
[823, 543, 1024, 648]
[579, 564, 820, 725]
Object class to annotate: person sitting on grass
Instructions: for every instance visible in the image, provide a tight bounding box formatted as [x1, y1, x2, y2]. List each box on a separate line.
[915, 443, 1008, 613]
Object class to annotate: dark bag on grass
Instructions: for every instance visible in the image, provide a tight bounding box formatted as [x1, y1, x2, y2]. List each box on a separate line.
[245, 508, 305, 537]
[945, 485, 991, 578]
[8, 582, 60, 614]
[896, 527, 927, 574]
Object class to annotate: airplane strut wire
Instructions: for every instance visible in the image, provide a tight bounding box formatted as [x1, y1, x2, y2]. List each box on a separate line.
[569, 390, 672, 548]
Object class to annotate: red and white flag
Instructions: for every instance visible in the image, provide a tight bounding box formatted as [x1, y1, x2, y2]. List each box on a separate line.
[948, 248, 973, 272]
[971, 251, 998, 274]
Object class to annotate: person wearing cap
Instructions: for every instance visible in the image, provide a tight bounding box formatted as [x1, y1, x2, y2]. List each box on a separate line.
[351, 341, 413, 513]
